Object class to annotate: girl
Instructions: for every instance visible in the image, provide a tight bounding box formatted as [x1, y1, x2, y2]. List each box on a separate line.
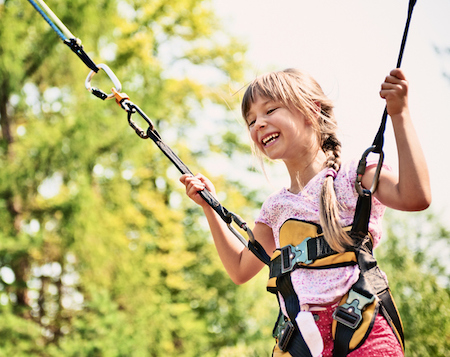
[180, 68, 430, 356]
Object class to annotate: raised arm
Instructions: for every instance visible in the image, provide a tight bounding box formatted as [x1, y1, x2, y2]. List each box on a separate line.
[362, 69, 431, 211]
[180, 173, 276, 284]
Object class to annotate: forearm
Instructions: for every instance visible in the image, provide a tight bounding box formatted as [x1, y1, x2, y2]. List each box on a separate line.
[390, 111, 431, 210]
[370, 110, 431, 211]
[202, 206, 265, 284]
[180, 173, 269, 283]
[372, 68, 431, 211]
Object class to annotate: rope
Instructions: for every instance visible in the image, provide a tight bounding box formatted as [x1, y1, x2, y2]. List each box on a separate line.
[27, 0, 74, 41]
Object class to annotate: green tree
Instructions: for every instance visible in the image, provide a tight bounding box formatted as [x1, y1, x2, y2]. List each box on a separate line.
[0, 1, 276, 356]
[377, 209, 450, 356]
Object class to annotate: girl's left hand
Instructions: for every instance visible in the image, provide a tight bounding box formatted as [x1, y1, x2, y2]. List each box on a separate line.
[379, 68, 409, 117]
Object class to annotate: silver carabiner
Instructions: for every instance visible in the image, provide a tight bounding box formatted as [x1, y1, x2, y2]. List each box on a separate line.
[85, 63, 122, 100]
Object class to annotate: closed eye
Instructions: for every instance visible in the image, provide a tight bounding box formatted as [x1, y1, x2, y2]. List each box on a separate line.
[247, 119, 256, 127]
[267, 108, 278, 115]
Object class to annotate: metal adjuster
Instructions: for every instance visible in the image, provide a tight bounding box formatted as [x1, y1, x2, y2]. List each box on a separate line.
[273, 315, 295, 352]
[280, 237, 313, 274]
[333, 289, 376, 329]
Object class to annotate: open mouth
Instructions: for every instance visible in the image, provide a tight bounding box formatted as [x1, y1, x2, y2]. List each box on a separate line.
[262, 133, 279, 146]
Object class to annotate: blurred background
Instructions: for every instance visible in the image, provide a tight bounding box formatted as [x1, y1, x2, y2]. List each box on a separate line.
[0, 0, 449, 356]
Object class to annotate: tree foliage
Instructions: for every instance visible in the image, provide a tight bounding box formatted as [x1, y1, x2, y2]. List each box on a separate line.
[0, 0, 275, 356]
[377, 210, 450, 356]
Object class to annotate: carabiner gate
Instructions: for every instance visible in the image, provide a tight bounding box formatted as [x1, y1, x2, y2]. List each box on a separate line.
[355, 146, 384, 196]
[85, 63, 122, 100]
[225, 211, 255, 248]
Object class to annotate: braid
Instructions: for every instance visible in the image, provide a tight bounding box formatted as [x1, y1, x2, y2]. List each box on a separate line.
[320, 134, 353, 252]
[322, 135, 341, 170]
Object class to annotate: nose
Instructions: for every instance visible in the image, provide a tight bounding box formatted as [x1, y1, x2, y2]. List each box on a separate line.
[253, 116, 266, 131]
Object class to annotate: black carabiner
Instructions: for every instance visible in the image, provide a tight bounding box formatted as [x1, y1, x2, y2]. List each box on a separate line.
[355, 146, 384, 196]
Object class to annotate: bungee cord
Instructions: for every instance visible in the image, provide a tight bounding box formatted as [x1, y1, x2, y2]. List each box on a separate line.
[26, 0, 271, 265]
[27, 0, 74, 41]
[355, 0, 417, 196]
[26, 0, 418, 266]
[27, 0, 99, 73]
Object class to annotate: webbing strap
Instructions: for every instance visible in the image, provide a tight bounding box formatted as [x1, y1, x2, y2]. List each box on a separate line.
[333, 303, 379, 357]
[269, 236, 353, 279]
[351, 190, 372, 235]
[378, 291, 405, 350]
[333, 323, 356, 357]
[332, 236, 399, 356]
[248, 240, 272, 266]
[145, 128, 232, 224]
[276, 275, 313, 357]
[371, 0, 417, 154]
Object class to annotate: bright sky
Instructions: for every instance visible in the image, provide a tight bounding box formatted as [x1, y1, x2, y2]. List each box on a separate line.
[212, 0, 450, 225]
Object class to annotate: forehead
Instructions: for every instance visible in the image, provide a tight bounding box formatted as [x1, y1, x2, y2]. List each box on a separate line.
[243, 92, 276, 117]
[245, 96, 276, 120]
[250, 93, 273, 108]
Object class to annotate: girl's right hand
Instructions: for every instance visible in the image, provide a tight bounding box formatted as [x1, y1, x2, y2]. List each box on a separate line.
[179, 173, 217, 208]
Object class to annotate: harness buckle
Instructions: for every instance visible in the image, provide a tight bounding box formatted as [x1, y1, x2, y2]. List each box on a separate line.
[273, 315, 295, 352]
[333, 290, 375, 329]
[280, 238, 313, 274]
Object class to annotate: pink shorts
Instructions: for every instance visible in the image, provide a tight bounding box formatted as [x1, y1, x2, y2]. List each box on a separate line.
[315, 304, 404, 357]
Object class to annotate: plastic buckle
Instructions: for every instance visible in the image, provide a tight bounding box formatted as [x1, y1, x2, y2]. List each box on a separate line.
[333, 290, 375, 329]
[273, 317, 295, 352]
[280, 238, 313, 274]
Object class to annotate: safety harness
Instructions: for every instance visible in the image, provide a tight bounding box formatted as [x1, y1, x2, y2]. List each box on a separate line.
[267, 193, 404, 357]
[27, 1, 417, 356]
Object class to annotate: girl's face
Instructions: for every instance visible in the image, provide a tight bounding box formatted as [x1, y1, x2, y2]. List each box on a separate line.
[245, 94, 318, 163]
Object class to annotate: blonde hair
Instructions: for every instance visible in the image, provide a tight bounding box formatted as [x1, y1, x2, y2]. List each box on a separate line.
[242, 69, 353, 252]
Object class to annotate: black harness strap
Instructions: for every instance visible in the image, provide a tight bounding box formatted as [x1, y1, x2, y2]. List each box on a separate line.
[332, 194, 404, 356]
[372, 0, 417, 155]
[276, 274, 313, 357]
[378, 290, 405, 350]
[269, 201, 405, 356]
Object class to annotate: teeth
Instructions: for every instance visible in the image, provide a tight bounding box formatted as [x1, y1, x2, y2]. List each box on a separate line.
[262, 133, 279, 145]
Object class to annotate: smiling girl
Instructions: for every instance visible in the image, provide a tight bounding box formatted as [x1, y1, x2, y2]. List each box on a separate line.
[180, 68, 430, 356]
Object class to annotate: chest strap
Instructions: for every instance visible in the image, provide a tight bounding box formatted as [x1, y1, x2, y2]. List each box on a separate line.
[267, 222, 357, 294]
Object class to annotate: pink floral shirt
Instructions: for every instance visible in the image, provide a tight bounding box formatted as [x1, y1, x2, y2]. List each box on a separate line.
[256, 159, 387, 305]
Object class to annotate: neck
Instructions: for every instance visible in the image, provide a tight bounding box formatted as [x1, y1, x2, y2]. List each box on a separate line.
[285, 150, 326, 194]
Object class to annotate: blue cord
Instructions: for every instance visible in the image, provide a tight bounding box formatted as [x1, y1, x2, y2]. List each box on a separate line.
[27, 0, 67, 41]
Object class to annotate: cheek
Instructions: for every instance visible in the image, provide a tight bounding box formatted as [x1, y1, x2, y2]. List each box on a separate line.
[250, 130, 259, 145]
[249, 130, 264, 152]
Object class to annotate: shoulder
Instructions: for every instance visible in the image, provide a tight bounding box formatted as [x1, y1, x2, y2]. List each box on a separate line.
[338, 159, 359, 179]
[260, 187, 290, 209]
[256, 188, 291, 227]
[334, 159, 359, 197]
